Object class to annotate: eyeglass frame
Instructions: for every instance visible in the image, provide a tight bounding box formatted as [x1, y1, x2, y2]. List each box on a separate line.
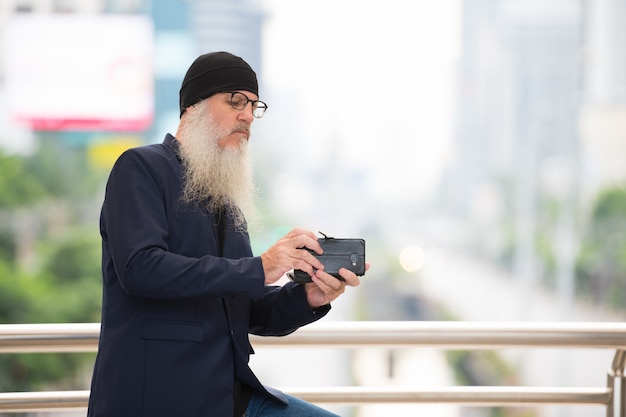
[227, 91, 268, 118]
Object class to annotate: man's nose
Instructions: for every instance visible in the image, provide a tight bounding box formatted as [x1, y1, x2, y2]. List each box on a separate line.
[238, 105, 255, 123]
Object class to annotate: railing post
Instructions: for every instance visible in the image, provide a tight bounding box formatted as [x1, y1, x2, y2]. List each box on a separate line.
[607, 371, 615, 417]
[609, 350, 626, 417]
[621, 374, 626, 417]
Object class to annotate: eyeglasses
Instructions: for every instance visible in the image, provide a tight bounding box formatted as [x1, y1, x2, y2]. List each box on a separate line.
[228, 91, 268, 118]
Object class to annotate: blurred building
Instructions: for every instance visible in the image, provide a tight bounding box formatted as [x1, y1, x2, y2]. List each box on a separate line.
[443, 0, 625, 219]
[438, 0, 626, 325]
[580, 0, 626, 197]
[438, 0, 594, 325]
[0, 0, 266, 155]
[444, 0, 584, 214]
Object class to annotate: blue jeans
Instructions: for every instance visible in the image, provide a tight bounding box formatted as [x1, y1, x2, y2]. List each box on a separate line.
[243, 392, 340, 417]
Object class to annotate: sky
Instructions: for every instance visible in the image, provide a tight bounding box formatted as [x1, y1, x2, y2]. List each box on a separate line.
[260, 0, 461, 206]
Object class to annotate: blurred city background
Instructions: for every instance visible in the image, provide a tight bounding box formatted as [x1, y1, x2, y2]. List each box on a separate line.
[0, 0, 625, 416]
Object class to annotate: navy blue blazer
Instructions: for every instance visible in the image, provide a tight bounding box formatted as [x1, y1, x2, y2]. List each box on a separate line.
[87, 134, 329, 417]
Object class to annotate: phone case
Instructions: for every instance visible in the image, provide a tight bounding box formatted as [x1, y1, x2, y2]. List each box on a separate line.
[290, 237, 366, 284]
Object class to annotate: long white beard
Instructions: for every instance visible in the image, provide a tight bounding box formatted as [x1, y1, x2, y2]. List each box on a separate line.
[178, 102, 257, 231]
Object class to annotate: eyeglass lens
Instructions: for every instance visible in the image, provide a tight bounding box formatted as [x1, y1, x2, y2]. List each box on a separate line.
[230, 92, 267, 118]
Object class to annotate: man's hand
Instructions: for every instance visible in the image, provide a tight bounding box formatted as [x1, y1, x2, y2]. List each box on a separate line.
[304, 264, 368, 309]
[260, 228, 324, 285]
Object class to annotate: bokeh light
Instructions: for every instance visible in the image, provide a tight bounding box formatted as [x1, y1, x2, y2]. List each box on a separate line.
[399, 245, 425, 273]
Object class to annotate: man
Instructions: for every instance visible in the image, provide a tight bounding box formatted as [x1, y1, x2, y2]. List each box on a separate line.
[87, 51, 363, 417]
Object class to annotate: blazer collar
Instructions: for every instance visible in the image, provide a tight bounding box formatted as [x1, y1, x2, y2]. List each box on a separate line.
[163, 133, 182, 162]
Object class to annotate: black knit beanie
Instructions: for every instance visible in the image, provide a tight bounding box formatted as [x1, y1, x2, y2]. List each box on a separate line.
[179, 51, 258, 117]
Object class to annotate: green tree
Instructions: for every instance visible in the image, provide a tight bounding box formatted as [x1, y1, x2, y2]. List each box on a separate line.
[576, 185, 626, 309]
[0, 151, 46, 207]
[0, 139, 105, 392]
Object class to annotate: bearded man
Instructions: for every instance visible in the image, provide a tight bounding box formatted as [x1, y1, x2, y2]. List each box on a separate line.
[87, 52, 362, 417]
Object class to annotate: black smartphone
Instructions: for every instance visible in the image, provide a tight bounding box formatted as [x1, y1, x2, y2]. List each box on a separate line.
[289, 237, 366, 284]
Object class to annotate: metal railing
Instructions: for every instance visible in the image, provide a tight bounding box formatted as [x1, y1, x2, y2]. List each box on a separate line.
[1, 321, 626, 415]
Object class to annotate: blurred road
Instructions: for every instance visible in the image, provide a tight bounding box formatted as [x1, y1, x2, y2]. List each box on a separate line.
[416, 248, 622, 417]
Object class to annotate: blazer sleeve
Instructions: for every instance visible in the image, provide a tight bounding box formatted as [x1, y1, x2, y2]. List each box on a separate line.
[248, 282, 331, 337]
[101, 148, 265, 300]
